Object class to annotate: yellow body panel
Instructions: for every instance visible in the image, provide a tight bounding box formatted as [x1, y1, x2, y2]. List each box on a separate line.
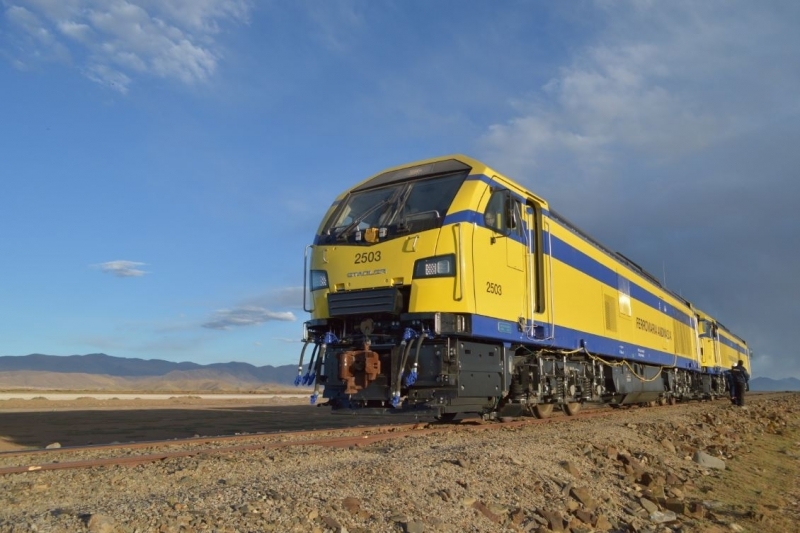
[309, 231, 438, 317]
[411, 221, 475, 314]
[719, 329, 750, 373]
[542, 217, 699, 365]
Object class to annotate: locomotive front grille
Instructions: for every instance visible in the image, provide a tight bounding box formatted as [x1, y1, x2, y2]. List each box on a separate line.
[328, 288, 403, 317]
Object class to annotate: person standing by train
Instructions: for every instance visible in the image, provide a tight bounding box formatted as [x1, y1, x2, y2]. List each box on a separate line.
[726, 365, 736, 404]
[730, 360, 750, 406]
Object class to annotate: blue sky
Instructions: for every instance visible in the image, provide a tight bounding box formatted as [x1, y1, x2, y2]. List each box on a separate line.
[1, 1, 798, 378]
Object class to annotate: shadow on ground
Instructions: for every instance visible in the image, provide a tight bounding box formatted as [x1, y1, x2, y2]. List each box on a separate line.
[0, 405, 437, 449]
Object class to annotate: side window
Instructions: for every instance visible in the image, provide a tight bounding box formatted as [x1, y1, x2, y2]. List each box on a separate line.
[617, 275, 632, 317]
[484, 190, 505, 231]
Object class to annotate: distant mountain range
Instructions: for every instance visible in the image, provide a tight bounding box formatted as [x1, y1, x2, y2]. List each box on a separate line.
[749, 376, 800, 392]
[0, 353, 301, 391]
[0, 353, 797, 392]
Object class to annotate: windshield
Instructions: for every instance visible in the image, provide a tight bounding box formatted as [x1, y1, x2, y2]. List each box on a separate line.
[322, 171, 467, 242]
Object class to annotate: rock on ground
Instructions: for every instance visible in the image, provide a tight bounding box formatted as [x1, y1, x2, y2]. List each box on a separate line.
[0, 393, 798, 533]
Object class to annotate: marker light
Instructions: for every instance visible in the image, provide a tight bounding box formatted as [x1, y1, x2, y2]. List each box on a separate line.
[413, 254, 455, 278]
[310, 270, 329, 291]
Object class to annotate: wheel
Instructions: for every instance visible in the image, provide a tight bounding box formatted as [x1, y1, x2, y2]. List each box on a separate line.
[435, 412, 458, 423]
[562, 402, 582, 416]
[532, 403, 554, 419]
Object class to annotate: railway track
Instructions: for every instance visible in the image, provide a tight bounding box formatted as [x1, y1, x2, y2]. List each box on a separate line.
[0, 403, 632, 476]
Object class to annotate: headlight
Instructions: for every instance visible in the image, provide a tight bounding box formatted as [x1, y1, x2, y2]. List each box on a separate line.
[310, 270, 329, 291]
[413, 254, 455, 278]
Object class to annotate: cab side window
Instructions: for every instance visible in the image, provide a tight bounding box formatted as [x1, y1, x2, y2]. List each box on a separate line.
[484, 191, 505, 231]
[484, 190, 526, 237]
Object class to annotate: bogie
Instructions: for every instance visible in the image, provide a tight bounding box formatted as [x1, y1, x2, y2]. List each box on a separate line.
[532, 404, 553, 419]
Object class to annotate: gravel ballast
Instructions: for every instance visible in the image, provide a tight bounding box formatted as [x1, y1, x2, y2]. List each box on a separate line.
[1, 394, 798, 533]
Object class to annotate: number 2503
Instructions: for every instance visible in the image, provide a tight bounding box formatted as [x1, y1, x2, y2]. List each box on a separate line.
[354, 251, 381, 264]
[486, 282, 502, 295]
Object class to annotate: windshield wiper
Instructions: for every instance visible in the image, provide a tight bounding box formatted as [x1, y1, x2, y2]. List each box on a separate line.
[387, 187, 413, 226]
[336, 202, 384, 241]
[336, 187, 405, 241]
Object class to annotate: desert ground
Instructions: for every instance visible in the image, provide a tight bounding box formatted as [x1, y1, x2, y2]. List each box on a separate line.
[0, 392, 798, 533]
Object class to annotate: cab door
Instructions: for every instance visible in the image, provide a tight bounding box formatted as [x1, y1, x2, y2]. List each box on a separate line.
[523, 199, 550, 338]
[472, 188, 528, 323]
[698, 319, 722, 369]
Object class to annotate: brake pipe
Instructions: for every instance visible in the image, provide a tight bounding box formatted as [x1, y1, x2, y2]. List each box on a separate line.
[579, 346, 666, 383]
[310, 343, 326, 405]
[405, 331, 428, 387]
[310, 332, 339, 405]
[391, 340, 413, 408]
[302, 344, 319, 385]
[400, 336, 418, 386]
[294, 341, 311, 386]
[391, 329, 418, 407]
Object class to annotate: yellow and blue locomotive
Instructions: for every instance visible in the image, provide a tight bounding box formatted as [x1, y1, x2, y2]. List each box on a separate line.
[296, 155, 750, 418]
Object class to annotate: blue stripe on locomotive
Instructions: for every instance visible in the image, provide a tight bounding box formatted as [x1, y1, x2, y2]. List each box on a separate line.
[717, 335, 748, 355]
[470, 315, 701, 370]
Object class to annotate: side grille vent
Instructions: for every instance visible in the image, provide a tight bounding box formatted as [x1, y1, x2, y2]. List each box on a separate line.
[673, 318, 692, 356]
[604, 295, 617, 332]
[328, 288, 403, 317]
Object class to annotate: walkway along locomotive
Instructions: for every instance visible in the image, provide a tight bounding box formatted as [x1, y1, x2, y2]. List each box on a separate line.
[296, 155, 751, 419]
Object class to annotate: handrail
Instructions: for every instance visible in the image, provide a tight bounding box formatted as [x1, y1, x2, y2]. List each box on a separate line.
[692, 316, 702, 367]
[526, 213, 536, 339]
[303, 245, 313, 313]
[454, 223, 464, 301]
[545, 220, 555, 340]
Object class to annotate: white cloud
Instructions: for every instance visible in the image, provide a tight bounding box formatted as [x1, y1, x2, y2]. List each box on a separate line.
[2, 0, 253, 92]
[245, 286, 304, 310]
[84, 63, 132, 93]
[94, 260, 148, 277]
[5, 4, 72, 63]
[150, 0, 252, 32]
[477, 2, 797, 183]
[202, 306, 296, 330]
[57, 20, 92, 43]
[304, 2, 365, 53]
[6, 5, 41, 33]
[272, 337, 299, 344]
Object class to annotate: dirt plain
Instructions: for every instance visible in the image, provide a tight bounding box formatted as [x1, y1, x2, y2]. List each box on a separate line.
[0, 392, 798, 533]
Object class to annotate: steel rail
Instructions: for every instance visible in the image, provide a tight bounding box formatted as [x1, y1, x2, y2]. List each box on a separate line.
[0, 423, 423, 459]
[0, 406, 636, 476]
[8, 393, 756, 477]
